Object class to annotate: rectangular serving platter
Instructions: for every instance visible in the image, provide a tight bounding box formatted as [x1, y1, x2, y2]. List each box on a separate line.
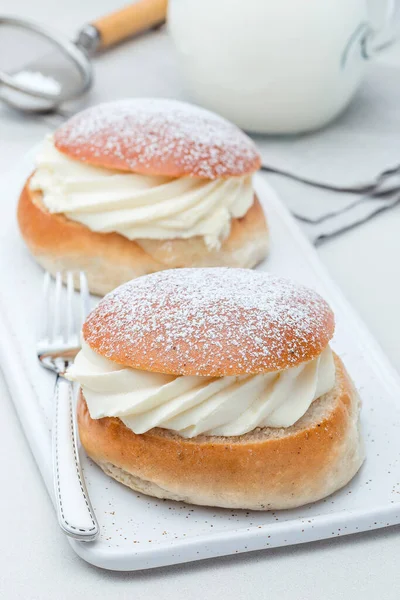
[1, 151, 400, 571]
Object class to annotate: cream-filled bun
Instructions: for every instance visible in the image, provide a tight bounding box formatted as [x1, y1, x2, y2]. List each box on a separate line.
[69, 268, 364, 510]
[17, 99, 268, 295]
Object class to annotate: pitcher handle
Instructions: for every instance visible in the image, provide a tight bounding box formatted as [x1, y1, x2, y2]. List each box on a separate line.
[363, 0, 400, 58]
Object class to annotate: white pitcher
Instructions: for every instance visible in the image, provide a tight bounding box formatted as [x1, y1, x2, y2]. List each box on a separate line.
[168, 0, 400, 133]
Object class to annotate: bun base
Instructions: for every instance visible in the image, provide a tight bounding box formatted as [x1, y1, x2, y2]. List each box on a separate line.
[77, 355, 364, 510]
[18, 181, 269, 296]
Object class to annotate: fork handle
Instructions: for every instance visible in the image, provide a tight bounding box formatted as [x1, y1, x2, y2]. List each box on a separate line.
[52, 377, 99, 541]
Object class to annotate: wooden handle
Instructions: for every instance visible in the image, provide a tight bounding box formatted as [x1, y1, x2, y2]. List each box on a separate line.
[92, 0, 167, 49]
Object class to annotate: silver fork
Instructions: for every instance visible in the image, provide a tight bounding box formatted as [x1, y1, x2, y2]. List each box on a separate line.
[37, 270, 99, 542]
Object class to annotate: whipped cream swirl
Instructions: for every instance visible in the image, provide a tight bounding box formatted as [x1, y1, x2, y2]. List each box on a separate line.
[68, 342, 336, 438]
[29, 136, 254, 249]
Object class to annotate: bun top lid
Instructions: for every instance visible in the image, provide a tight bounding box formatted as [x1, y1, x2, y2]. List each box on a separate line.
[83, 268, 335, 377]
[54, 98, 261, 179]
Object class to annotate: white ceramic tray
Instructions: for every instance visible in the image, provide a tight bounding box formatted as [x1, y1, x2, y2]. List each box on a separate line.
[1, 153, 400, 572]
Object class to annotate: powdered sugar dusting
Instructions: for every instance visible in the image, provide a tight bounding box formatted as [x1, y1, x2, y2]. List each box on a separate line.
[54, 98, 261, 179]
[83, 268, 335, 377]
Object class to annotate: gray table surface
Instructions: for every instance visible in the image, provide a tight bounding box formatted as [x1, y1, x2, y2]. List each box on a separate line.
[1, 1, 400, 597]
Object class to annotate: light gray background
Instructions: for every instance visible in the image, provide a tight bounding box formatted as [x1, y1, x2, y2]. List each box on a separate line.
[1, 1, 400, 597]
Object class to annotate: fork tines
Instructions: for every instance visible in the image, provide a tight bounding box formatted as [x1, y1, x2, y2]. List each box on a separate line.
[40, 270, 90, 348]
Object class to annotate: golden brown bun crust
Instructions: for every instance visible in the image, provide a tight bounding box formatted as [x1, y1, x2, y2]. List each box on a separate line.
[54, 99, 261, 179]
[83, 267, 334, 377]
[17, 182, 269, 296]
[77, 355, 364, 510]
